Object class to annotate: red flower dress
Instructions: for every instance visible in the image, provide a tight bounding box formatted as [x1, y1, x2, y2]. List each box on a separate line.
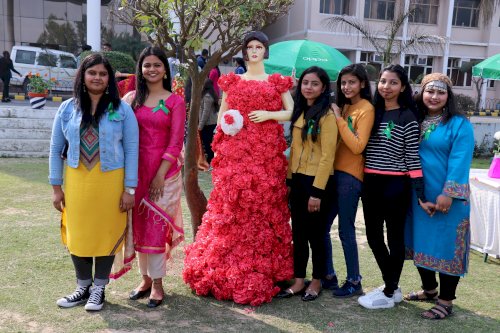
[183, 73, 294, 306]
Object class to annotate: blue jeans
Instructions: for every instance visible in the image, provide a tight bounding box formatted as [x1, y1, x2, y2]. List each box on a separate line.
[325, 171, 362, 282]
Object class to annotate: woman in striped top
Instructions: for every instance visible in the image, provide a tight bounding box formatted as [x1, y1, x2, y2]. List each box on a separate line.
[357, 64, 433, 309]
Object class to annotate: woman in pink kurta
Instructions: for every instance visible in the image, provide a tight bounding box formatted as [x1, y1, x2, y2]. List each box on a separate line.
[123, 46, 186, 308]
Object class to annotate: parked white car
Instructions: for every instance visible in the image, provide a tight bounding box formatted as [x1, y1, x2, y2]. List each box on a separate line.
[9, 46, 77, 92]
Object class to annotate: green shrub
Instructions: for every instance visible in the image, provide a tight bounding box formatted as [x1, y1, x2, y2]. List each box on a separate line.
[455, 93, 475, 113]
[80, 50, 135, 74]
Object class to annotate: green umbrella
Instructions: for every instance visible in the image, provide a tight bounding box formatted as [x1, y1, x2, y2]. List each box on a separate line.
[472, 53, 500, 80]
[264, 40, 351, 81]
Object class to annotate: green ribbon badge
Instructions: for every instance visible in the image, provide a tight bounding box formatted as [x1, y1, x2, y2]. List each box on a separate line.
[107, 102, 120, 121]
[383, 120, 395, 139]
[347, 116, 355, 133]
[152, 99, 170, 115]
[307, 119, 320, 135]
[423, 123, 436, 140]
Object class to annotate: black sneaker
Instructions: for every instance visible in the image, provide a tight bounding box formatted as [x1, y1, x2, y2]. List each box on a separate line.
[85, 285, 105, 311]
[333, 280, 363, 298]
[321, 275, 339, 290]
[56, 285, 91, 308]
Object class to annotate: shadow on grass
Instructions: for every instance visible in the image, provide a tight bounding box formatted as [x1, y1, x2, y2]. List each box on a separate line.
[98, 293, 286, 332]
[90, 289, 500, 333]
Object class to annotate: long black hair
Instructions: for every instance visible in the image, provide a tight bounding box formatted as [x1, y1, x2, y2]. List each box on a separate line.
[132, 46, 171, 110]
[372, 64, 419, 133]
[336, 64, 372, 108]
[415, 85, 462, 125]
[202, 78, 219, 112]
[290, 66, 331, 142]
[73, 53, 120, 127]
[235, 57, 246, 71]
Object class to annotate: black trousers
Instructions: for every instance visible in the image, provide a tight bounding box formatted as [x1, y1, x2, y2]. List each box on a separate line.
[362, 174, 411, 294]
[417, 266, 460, 301]
[71, 255, 115, 286]
[290, 173, 334, 279]
[1, 76, 10, 100]
[200, 124, 216, 164]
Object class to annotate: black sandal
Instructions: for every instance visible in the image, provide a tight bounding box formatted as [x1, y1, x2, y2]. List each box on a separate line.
[421, 301, 453, 320]
[404, 290, 438, 302]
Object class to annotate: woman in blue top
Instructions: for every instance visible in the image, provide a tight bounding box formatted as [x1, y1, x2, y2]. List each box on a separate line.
[234, 57, 246, 74]
[405, 73, 474, 320]
[49, 53, 139, 312]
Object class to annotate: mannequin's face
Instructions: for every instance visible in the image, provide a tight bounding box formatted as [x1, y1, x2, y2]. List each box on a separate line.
[245, 40, 266, 63]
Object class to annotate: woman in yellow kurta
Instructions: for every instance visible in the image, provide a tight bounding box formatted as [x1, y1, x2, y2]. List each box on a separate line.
[49, 53, 139, 311]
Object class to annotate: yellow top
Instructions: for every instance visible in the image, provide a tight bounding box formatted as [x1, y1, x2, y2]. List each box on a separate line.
[334, 99, 375, 181]
[287, 110, 338, 197]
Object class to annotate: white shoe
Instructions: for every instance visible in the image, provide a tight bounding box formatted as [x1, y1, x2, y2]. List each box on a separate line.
[358, 288, 395, 309]
[84, 285, 105, 311]
[377, 285, 403, 303]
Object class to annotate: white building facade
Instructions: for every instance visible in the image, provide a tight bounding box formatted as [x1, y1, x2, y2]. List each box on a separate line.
[263, 0, 500, 106]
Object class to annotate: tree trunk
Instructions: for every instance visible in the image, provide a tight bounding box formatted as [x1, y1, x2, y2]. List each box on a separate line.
[184, 75, 208, 238]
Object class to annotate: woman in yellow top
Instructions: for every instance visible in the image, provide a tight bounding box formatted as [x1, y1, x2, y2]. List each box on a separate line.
[324, 64, 375, 297]
[278, 66, 338, 302]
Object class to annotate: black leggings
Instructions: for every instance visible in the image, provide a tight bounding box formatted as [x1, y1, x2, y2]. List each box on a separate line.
[362, 174, 411, 295]
[417, 266, 460, 301]
[71, 255, 115, 287]
[1, 76, 10, 100]
[200, 125, 216, 164]
[290, 174, 334, 279]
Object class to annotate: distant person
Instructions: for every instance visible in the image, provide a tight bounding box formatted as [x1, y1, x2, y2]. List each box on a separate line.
[102, 42, 112, 52]
[198, 78, 219, 164]
[0, 51, 22, 102]
[76, 44, 92, 67]
[197, 49, 209, 69]
[234, 57, 246, 74]
[208, 65, 221, 97]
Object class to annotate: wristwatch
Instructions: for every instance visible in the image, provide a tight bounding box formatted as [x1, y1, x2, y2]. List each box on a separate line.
[124, 187, 136, 195]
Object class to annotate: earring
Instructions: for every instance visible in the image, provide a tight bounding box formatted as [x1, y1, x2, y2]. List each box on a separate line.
[83, 84, 86, 92]
[105, 86, 109, 94]
[164, 73, 167, 79]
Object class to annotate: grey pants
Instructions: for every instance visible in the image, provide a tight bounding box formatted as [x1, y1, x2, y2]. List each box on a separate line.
[71, 255, 115, 287]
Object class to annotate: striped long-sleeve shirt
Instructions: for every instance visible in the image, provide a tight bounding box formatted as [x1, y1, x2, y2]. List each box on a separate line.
[364, 108, 426, 201]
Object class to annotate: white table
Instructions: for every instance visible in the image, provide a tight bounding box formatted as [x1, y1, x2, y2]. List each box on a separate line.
[469, 169, 500, 260]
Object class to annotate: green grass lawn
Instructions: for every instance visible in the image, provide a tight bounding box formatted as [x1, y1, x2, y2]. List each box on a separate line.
[471, 157, 493, 169]
[0, 158, 498, 333]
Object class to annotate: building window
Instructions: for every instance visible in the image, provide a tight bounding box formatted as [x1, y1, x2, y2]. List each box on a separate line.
[364, 0, 395, 20]
[452, 0, 479, 27]
[409, 0, 438, 24]
[320, 0, 350, 15]
[447, 57, 483, 87]
[360, 52, 383, 81]
[404, 55, 434, 84]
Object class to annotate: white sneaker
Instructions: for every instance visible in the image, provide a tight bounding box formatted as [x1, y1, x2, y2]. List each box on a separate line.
[377, 285, 403, 303]
[358, 288, 395, 309]
[84, 285, 105, 311]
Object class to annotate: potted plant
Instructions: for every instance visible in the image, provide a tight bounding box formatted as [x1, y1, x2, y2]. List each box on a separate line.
[488, 131, 500, 178]
[26, 72, 56, 109]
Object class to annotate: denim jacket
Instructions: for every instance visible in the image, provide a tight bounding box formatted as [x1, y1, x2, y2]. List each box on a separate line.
[49, 98, 139, 187]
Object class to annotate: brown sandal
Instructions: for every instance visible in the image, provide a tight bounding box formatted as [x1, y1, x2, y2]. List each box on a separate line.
[404, 290, 438, 302]
[421, 301, 453, 320]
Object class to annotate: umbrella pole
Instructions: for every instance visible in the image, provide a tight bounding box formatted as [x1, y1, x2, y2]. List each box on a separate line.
[480, 79, 488, 110]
